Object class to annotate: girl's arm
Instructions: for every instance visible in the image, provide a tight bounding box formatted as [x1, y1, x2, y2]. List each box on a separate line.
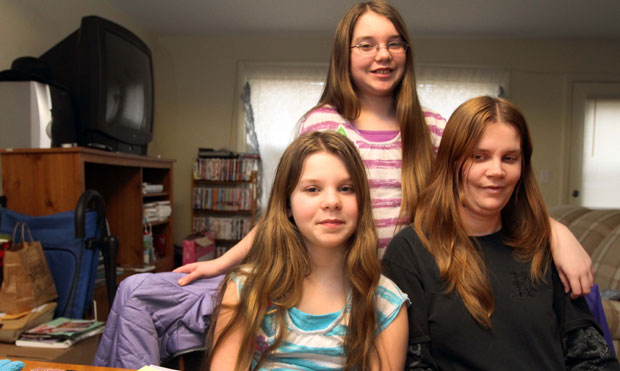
[371, 304, 408, 370]
[209, 279, 245, 370]
[549, 218, 594, 298]
[174, 227, 256, 286]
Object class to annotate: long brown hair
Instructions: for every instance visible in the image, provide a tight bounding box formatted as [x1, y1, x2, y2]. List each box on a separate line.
[413, 96, 551, 327]
[206, 131, 381, 370]
[313, 0, 434, 223]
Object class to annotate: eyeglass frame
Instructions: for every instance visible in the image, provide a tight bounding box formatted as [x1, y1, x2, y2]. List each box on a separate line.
[350, 41, 409, 56]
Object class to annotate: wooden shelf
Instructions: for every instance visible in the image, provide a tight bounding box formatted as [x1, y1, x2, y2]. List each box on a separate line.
[192, 208, 253, 214]
[0, 147, 175, 321]
[147, 219, 170, 227]
[193, 178, 255, 185]
[143, 192, 169, 198]
[191, 170, 259, 258]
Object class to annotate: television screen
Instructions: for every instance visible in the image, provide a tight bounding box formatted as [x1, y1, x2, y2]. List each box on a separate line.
[40, 16, 154, 155]
[104, 31, 151, 132]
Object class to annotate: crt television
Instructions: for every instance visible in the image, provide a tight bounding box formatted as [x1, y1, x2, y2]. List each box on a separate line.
[40, 15, 154, 155]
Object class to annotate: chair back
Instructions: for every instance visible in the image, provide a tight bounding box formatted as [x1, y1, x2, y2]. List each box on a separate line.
[0, 207, 99, 318]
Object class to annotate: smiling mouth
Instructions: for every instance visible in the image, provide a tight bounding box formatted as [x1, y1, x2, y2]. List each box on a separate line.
[372, 68, 393, 75]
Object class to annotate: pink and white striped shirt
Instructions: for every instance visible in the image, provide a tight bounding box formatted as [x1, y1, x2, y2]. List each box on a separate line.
[299, 105, 445, 258]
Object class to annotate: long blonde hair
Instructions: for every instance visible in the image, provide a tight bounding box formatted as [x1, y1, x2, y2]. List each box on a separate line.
[206, 131, 381, 370]
[311, 0, 434, 223]
[413, 96, 551, 327]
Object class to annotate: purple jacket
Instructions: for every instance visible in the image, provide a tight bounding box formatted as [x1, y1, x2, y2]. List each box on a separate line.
[93, 272, 224, 368]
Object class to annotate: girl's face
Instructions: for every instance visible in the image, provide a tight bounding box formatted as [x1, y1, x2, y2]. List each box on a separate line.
[289, 151, 359, 252]
[349, 11, 406, 99]
[459, 122, 522, 228]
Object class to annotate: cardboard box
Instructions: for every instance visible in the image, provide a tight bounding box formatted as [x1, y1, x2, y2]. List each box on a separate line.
[182, 232, 215, 265]
[0, 302, 56, 343]
[0, 333, 99, 365]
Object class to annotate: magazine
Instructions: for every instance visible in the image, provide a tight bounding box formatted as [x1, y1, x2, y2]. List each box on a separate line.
[15, 317, 104, 348]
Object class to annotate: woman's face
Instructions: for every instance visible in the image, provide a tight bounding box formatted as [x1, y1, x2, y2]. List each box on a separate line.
[459, 121, 522, 230]
[349, 11, 406, 100]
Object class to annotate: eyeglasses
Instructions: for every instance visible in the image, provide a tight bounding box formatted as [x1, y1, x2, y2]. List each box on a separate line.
[351, 41, 409, 56]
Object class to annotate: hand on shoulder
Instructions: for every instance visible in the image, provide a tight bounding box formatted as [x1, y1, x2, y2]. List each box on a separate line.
[549, 218, 594, 299]
[173, 260, 224, 286]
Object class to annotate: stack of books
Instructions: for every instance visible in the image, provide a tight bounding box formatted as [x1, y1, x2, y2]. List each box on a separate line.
[143, 200, 172, 223]
[193, 148, 260, 182]
[192, 186, 253, 211]
[15, 317, 104, 348]
[0, 302, 57, 342]
[192, 216, 253, 241]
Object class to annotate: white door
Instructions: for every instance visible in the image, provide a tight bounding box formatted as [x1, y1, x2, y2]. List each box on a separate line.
[568, 82, 620, 208]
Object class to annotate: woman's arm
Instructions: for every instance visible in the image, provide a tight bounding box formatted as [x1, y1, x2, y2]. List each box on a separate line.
[563, 326, 620, 370]
[371, 304, 408, 370]
[209, 279, 245, 370]
[549, 218, 594, 298]
[381, 231, 439, 370]
[381, 258, 439, 370]
[552, 264, 619, 370]
[174, 227, 256, 286]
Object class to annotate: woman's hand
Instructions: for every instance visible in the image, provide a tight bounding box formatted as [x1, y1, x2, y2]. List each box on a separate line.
[550, 218, 594, 299]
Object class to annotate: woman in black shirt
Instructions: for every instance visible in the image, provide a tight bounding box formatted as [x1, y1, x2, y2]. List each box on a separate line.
[382, 96, 619, 370]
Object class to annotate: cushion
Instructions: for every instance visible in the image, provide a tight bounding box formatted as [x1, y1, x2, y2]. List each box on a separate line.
[549, 205, 592, 227]
[602, 299, 620, 355]
[566, 209, 620, 256]
[591, 225, 620, 290]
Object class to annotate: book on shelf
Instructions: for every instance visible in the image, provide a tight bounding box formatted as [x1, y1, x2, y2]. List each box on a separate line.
[15, 317, 104, 348]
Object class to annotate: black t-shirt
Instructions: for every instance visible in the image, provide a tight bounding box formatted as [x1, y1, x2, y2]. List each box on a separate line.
[382, 227, 597, 371]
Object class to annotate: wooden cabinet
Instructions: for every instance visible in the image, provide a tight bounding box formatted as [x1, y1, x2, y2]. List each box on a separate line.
[0, 147, 174, 319]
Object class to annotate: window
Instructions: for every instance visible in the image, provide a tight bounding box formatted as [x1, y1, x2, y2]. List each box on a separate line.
[569, 82, 620, 208]
[237, 62, 509, 210]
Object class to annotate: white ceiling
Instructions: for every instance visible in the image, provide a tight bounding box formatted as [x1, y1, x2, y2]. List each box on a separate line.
[105, 0, 620, 39]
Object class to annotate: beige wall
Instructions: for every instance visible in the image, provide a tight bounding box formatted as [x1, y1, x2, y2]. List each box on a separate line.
[0, 0, 154, 69]
[2, 0, 620, 245]
[149, 35, 333, 243]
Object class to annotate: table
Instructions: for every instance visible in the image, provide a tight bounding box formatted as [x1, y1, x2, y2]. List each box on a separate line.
[0, 336, 98, 365]
[21, 360, 133, 370]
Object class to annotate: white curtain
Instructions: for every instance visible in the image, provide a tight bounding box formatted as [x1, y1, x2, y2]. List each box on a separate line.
[416, 64, 510, 120]
[239, 62, 328, 210]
